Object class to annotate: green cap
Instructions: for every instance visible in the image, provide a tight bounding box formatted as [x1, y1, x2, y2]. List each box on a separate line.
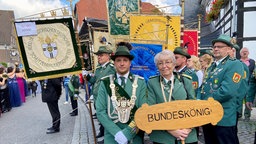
[212, 34, 236, 47]
[111, 46, 134, 60]
[94, 46, 112, 55]
[173, 47, 191, 59]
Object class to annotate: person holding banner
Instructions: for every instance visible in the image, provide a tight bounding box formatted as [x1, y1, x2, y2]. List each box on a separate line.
[96, 43, 147, 144]
[82, 45, 115, 139]
[147, 50, 198, 144]
[41, 78, 62, 134]
[198, 34, 243, 144]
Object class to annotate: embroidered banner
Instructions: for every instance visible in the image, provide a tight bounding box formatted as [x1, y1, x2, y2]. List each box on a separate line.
[130, 43, 162, 81]
[15, 18, 82, 80]
[183, 30, 198, 56]
[106, 0, 140, 36]
[130, 15, 181, 51]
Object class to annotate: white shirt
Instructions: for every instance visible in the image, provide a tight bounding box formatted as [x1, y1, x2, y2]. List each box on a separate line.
[116, 73, 129, 85]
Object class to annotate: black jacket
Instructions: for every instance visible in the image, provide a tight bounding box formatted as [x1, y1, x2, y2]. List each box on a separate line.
[41, 78, 62, 102]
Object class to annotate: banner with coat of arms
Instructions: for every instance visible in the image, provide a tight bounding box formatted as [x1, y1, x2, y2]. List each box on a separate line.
[130, 15, 181, 51]
[14, 18, 82, 80]
[183, 30, 198, 56]
[106, 0, 140, 36]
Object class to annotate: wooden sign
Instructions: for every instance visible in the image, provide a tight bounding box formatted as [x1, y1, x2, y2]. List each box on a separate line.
[134, 97, 223, 134]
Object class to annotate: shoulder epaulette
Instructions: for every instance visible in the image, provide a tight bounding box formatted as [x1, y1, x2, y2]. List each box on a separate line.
[181, 74, 192, 80]
[134, 74, 144, 79]
[149, 75, 158, 79]
[109, 63, 114, 67]
[100, 75, 112, 80]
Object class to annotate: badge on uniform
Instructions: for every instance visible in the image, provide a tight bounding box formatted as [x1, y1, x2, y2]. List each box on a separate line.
[192, 81, 198, 89]
[243, 71, 247, 79]
[232, 72, 241, 83]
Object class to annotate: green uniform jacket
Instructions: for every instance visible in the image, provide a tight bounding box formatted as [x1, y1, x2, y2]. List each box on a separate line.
[197, 56, 243, 126]
[147, 73, 197, 144]
[180, 66, 199, 97]
[236, 61, 249, 113]
[246, 67, 256, 102]
[86, 62, 115, 102]
[96, 73, 147, 144]
[68, 75, 80, 97]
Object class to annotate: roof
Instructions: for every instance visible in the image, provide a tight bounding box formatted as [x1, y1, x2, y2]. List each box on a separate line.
[75, 1, 160, 28]
[140, 2, 161, 14]
[0, 10, 15, 45]
[75, 0, 108, 28]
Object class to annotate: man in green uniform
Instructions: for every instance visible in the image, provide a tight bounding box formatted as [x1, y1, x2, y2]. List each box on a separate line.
[229, 44, 249, 143]
[96, 43, 147, 144]
[246, 66, 256, 143]
[83, 45, 115, 138]
[68, 74, 80, 116]
[198, 34, 243, 144]
[173, 47, 199, 98]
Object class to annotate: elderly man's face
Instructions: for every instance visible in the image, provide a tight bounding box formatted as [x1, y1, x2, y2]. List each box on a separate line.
[212, 42, 231, 60]
[97, 53, 110, 65]
[240, 48, 249, 58]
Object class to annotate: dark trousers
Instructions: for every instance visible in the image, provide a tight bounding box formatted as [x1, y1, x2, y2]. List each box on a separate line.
[47, 101, 60, 129]
[153, 141, 197, 144]
[70, 96, 78, 115]
[235, 112, 240, 143]
[0, 88, 11, 111]
[254, 132, 256, 144]
[203, 124, 239, 144]
[99, 123, 104, 134]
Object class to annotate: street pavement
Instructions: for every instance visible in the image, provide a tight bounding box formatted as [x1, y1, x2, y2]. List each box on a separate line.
[1, 88, 256, 144]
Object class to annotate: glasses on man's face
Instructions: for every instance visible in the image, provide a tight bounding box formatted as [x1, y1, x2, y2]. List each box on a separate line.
[157, 60, 172, 67]
[212, 45, 228, 49]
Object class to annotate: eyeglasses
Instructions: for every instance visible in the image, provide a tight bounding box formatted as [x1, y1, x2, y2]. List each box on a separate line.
[157, 60, 173, 67]
[212, 45, 229, 49]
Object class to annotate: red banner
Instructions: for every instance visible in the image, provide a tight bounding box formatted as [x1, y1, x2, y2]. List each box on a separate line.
[183, 30, 198, 56]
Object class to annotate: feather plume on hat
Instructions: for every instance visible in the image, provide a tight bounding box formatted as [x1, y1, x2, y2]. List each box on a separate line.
[116, 42, 132, 51]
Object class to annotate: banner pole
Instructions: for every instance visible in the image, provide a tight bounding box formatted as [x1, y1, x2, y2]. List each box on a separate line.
[68, 0, 97, 143]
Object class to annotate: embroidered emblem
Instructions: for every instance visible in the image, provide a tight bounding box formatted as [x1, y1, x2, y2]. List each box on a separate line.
[232, 72, 241, 83]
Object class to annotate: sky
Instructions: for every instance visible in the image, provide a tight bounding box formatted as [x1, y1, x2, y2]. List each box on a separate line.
[0, 0, 180, 19]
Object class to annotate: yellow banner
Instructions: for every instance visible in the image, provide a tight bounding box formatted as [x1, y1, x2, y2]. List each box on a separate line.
[130, 15, 181, 51]
[22, 23, 76, 72]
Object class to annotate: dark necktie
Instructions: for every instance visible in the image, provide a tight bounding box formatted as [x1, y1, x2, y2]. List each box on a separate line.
[212, 62, 217, 70]
[120, 76, 126, 88]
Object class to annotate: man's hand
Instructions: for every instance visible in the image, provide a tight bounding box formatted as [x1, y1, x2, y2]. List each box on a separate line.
[82, 70, 89, 76]
[246, 102, 253, 110]
[114, 131, 128, 144]
[167, 129, 191, 140]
